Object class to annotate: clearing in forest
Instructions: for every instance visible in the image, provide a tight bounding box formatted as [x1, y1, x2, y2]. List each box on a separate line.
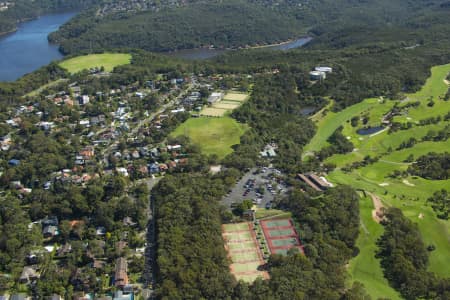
[59, 53, 132, 74]
[170, 116, 248, 159]
[222, 222, 269, 283]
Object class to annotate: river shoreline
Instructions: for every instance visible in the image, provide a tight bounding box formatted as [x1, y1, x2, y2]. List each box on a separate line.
[165, 36, 312, 60]
[0, 12, 78, 82]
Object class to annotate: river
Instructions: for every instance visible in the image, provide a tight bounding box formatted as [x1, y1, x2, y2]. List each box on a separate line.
[0, 11, 311, 81]
[0, 12, 76, 82]
[166, 36, 313, 60]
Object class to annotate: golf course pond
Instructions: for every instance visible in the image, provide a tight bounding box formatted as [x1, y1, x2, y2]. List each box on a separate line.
[357, 126, 385, 135]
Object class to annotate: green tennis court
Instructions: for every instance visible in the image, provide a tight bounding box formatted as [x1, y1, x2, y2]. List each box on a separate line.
[274, 249, 289, 255]
[232, 262, 262, 273]
[272, 238, 299, 247]
[223, 231, 253, 242]
[228, 242, 256, 250]
[223, 223, 249, 231]
[263, 219, 291, 228]
[232, 251, 260, 263]
[268, 228, 295, 237]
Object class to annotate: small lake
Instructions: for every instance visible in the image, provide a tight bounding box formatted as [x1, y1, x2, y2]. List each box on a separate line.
[300, 106, 317, 116]
[357, 126, 385, 135]
[0, 12, 76, 82]
[167, 36, 312, 60]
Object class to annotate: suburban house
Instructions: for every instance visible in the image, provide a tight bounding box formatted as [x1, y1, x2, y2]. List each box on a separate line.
[19, 266, 39, 284]
[43, 225, 59, 238]
[114, 257, 129, 288]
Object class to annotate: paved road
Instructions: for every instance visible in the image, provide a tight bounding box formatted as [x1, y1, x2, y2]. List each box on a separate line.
[141, 177, 161, 299]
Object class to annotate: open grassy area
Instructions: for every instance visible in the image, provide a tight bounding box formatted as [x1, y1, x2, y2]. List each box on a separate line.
[303, 98, 381, 155]
[347, 195, 401, 299]
[171, 116, 248, 159]
[305, 64, 450, 286]
[59, 53, 132, 74]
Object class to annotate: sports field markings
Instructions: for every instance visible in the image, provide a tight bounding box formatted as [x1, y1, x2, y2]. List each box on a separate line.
[222, 222, 269, 282]
[260, 219, 304, 255]
[200, 92, 249, 117]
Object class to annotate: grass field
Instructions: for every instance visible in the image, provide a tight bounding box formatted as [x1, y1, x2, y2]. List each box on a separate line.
[59, 53, 132, 74]
[347, 195, 401, 299]
[170, 116, 248, 159]
[303, 98, 381, 155]
[314, 64, 450, 283]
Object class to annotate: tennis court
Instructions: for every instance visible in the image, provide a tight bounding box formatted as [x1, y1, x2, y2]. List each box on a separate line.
[272, 238, 300, 247]
[263, 219, 291, 228]
[223, 223, 250, 231]
[223, 231, 253, 242]
[260, 218, 304, 255]
[228, 241, 257, 250]
[232, 250, 260, 263]
[222, 222, 269, 282]
[267, 228, 296, 238]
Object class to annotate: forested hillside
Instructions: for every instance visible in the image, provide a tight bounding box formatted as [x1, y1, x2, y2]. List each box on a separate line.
[49, 0, 305, 54]
[0, 0, 101, 35]
[48, 0, 450, 55]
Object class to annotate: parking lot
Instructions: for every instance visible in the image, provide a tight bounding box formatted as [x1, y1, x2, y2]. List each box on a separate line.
[222, 167, 288, 210]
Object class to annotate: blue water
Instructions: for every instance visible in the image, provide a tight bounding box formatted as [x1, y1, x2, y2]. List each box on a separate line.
[357, 126, 385, 135]
[0, 12, 76, 82]
[167, 36, 312, 60]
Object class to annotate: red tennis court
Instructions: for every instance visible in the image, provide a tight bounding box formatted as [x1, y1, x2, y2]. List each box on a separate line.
[260, 219, 303, 255]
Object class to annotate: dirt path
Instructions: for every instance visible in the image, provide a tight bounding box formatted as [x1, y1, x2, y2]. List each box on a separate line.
[368, 192, 385, 223]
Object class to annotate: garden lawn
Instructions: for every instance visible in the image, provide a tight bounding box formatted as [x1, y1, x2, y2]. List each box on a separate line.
[171, 116, 248, 159]
[347, 195, 401, 300]
[59, 53, 132, 74]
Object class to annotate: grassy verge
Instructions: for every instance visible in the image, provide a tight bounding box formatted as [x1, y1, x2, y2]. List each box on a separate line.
[255, 209, 291, 220]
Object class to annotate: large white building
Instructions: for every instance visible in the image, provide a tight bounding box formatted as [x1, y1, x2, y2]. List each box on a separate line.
[315, 66, 333, 73]
[309, 71, 326, 81]
[207, 92, 224, 104]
